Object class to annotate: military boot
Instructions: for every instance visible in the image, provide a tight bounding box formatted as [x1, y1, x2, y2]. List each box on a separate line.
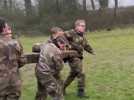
[77, 88, 89, 98]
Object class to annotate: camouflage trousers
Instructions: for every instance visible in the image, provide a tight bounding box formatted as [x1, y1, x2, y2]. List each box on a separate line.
[35, 67, 64, 100]
[64, 57, 85, 93]
[0, 73, 21, 100]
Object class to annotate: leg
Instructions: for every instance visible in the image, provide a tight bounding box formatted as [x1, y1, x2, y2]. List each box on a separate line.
[35, 81, 47, 100]
[6, 93, 20, 100]
[45, 74, 64, 100]
[36, 70, 64, 100]
[63, 58, 82, 94]
[63, 71, 78, 94]
[77, 72, 86, 97]
[53, 73, 64, 100]
[0, 76, 10, 100]
[76, 59, 87, 98]
[7, 74, 21, 100]
[35, 70, 48, 100]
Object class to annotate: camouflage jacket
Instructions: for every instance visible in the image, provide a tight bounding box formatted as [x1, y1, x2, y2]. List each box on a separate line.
[64, 29, 94, 57]
[37, 42, 64, 75]
[0, 35, 23, 77]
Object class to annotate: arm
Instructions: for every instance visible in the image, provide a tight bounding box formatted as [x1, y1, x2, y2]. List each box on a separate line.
[32, 43, 41, 53]
[19, 43, 41, 66]
[16, 40, 26, 68]
[83, 37, 95, 55]
[22, 53, 39, 64]
[64, 31, 73, 41]
[52, 55, 64, 71]
[64, 31, 83, 52]
[61, 50, 79, 59]
[70, 42, 83, 53]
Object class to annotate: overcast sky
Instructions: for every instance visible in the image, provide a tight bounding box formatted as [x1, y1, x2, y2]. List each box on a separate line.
[78, 0, 134, 9]
[17, 0, 134, 9]
[109, 0, 134, 7]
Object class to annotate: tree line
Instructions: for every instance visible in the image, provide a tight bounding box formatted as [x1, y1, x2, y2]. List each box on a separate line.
[1, 0, 134, 34]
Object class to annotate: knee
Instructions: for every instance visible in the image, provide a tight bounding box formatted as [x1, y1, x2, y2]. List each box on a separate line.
[71, 68, 83, 77]
[70, 71, 79, 77]
[77, 73, 85, 79]
[36, 91, 45, 96]
[7, 93, 20, 100]
[47, 83, 58, 96]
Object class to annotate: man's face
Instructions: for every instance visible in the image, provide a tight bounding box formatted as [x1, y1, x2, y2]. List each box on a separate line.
[75, 22, 86, 33]
[2, 23, 12, 36]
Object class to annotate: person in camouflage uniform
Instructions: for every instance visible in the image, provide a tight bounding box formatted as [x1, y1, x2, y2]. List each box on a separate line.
[0, 18, 23, 100]
[35, 42, 64, 100]
[63, 19, 95, 97]
[35, 27, 78, 100]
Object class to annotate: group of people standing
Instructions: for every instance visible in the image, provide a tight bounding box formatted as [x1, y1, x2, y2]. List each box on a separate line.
[0, 18, 94, 100]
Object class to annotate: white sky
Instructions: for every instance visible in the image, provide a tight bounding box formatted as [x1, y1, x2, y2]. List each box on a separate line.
[16, 0, 134, 9]
[109, 0, 134, 7]
[78, 0, 134, 9]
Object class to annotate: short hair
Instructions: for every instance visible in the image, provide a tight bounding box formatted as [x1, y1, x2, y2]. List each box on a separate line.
[55, 35, 68, 44]
[50, 27, 63, 34]
[74, 19, 86, 27]
[0, 18, 6, 33]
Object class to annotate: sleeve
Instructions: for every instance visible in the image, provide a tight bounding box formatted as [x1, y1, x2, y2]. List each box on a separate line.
[16, 40, 26, 68]
[16, 40, 23, 55]
[83, 36, 94, 54]
[32, 43, 41, 53]
[52, 54, 63, 71]
[23, 53, 39, 64]
[64, 31, 73, 41]
[61, 50, 79, 59]
[38, 46, 50, 71]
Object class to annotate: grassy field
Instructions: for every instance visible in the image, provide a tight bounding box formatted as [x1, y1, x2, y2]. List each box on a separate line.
[20, 27, 134, 100]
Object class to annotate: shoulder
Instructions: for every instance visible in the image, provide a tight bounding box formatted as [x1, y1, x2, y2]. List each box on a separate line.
[48, 43, 61, 55]
[41, 43, 58, 52]
[65, 29, 75, 34]
[11, 39, 22, 48]
[47, 36, 53, 43]
[64, 29, 75, 38]
[41, 43, 61, 58]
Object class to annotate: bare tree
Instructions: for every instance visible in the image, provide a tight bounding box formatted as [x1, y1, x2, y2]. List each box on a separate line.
[91, 0, 95, 10]
[3, 0, 8, 10]
[24, 0, 33, 16]
[56, 0, 61, 13]
[114, 0, 118, 18]
[83, 0, 87, 11]
[9, 0, 13, 11]
[0, 0, 3, 8]
[64, 0, 77, 10]
[38, 0, 44, 17]
[99, 0, 108, 9]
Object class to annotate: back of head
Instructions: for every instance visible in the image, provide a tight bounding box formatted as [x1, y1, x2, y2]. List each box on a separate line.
[50, 27, 63, 34]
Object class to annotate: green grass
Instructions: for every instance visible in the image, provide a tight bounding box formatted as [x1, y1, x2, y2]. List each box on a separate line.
[20, 27, 134, 100]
